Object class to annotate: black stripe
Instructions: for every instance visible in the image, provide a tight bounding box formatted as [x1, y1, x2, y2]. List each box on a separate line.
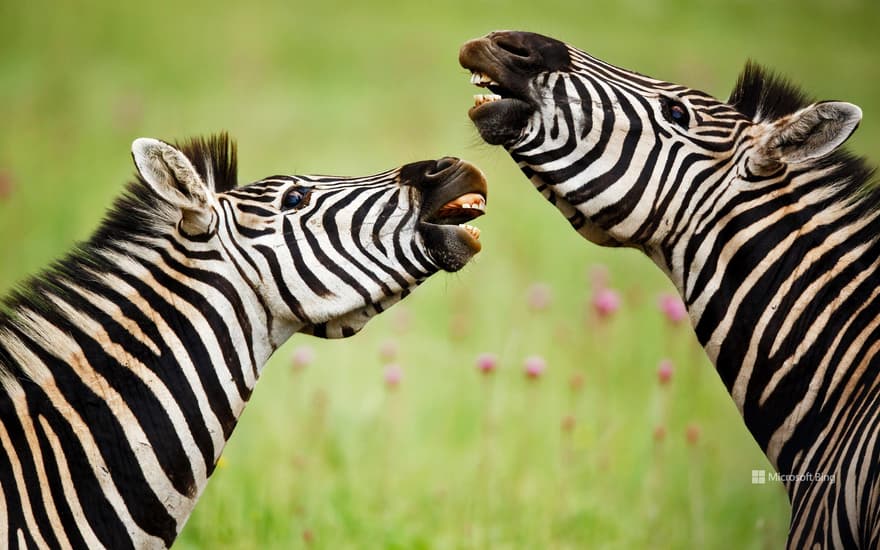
[254, 244, 308, 321]
[0, 392, 47, 550]
[7, 325, 160, 547]
[50, 283, 197, 498]
[321, 189, 395, 295]
[282, 218, 333, 297]
[350, 188, 411, 289]
[29, 410, 90, 549]
[65, 271, 217, 478]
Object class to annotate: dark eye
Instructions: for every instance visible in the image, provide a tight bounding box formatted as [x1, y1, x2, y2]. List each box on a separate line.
[281, 187, 310, 210]
[661, 98, 690, 128]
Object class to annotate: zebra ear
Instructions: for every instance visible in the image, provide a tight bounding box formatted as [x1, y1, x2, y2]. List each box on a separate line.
[132, 138, 213, 233]
[758, 101, 862, 167]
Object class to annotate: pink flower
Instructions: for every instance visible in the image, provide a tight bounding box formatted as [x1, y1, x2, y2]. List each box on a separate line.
[686, 423, 701, 446]
[384, 364, 403, 389]
[291, 346, 315, 370]
[0, 170, 14, 201]
[658, 293, 688, 324]
[527, 283, 553, 311]
[653, 425, 667, 442]
[657, 359, 674, 385]
[475, 353, 498, 375]
[592, 288, 621, 318]
[523, 355, 546, 380]
[378, 339, 399, 364]
[569, 373, 585, 393]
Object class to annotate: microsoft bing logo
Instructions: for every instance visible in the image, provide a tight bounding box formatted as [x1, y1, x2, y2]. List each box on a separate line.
[751, 470, 766, 484]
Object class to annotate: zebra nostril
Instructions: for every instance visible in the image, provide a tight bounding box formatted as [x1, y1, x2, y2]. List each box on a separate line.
[428, 157, 459, 177]
[494, 36, 531, 58]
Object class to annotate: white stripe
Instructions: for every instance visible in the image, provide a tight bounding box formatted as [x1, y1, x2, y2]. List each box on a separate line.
[37, 416, 105, 549]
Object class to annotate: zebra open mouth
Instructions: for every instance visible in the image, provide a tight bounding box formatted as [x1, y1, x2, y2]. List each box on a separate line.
[426, 191, 485, 240]
[460, 32, 571, 146]
[418, 160, 487, 272]
[461, 65, 533, 146]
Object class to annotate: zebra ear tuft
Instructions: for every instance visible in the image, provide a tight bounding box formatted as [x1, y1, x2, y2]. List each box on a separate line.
[132, 138, 214, 233]
[758, 101, 862, 166]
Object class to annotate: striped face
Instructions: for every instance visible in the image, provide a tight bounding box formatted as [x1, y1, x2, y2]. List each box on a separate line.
[459, 31, 751, 249]
[133, 139, 487, 340]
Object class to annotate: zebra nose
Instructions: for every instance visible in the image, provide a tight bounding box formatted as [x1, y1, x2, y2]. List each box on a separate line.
[426, 157, 460, 178]
[492, 32, 532, 59]
[485, 31, 570, 72]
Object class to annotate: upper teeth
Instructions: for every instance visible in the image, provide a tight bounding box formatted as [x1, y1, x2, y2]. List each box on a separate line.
[439, 193, 487, 214]
[461, 199, 486, 210]
[469, 71, 499, 87]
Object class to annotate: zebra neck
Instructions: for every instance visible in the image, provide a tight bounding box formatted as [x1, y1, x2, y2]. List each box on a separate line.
[661, 174, 880, 470]
[0, 237, 280, 543]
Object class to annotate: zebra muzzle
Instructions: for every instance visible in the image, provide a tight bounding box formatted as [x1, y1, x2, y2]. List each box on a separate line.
[417, 160, 487, 272]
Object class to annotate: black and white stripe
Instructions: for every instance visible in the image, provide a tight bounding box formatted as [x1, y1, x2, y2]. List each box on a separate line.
[462, 31, 876, 548]
[0, 134, 485, 548]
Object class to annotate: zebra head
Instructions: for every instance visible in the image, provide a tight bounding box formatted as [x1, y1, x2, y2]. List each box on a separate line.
[131, 135, 486, 341]
[459, 31, 862, 253]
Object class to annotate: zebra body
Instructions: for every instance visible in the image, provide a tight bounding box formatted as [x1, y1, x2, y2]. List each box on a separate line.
[0, 134, 486, 548]
[462, 31, 876, 547]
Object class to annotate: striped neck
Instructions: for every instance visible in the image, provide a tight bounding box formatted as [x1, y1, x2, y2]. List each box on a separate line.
[657, 161, 880, 470]
[0, 231, 281, 545]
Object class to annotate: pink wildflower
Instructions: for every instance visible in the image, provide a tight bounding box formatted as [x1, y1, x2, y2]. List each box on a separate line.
[592, 288, 621, 318]
[523, 355, 546, 380]
[658, 293, 688, 324]
[657, 359, 674, 385]
[291, 346, 315, 371]
[527, 283, 553, 311]
[686, 423, 701, 446]
[378, 339, 399, 364]
[384, 364, 403, 389]
[475, 353, 498, 375]
[0, 170, 14, 201]
[653, 425, 667, 442]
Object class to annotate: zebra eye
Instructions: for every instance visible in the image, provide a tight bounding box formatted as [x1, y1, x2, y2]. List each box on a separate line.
[281, 187, 309, 210]
[662, 98, 690, 128]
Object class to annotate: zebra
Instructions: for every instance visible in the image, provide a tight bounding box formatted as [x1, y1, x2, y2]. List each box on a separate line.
[461, 30, 875, 548]
[0, 133, 487, 548]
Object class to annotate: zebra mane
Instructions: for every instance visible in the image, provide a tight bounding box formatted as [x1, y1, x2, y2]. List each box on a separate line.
[726, 64, 878, 214]
[0, 133, 241, 374]
[174, 133, 238, 193]
[728, 61, 814, 123]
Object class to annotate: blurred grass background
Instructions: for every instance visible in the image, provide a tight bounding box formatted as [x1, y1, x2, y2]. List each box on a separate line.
[1, 0, 878, 548]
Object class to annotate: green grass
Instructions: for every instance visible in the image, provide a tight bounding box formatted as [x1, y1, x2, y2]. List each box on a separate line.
[1, 0, 878, 547]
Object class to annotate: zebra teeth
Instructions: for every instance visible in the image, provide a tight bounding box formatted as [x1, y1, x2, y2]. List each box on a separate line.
[469, 71, 497, 87]
[473, 94, 503, 107]
[440, 192, 486, 213]
[462, 224, 481, 241]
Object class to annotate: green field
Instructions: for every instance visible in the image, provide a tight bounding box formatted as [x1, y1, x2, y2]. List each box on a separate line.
[2, 1, 878, 547]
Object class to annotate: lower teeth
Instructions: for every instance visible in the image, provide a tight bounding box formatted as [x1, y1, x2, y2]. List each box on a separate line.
[473, 94, 502, 107]
[462, 224, 481, 239]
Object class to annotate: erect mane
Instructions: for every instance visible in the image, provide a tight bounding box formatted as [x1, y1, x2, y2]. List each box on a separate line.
[727, 61, 814, 123]
[174, 133, 238, 193]
[0, 133, 240, 366]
